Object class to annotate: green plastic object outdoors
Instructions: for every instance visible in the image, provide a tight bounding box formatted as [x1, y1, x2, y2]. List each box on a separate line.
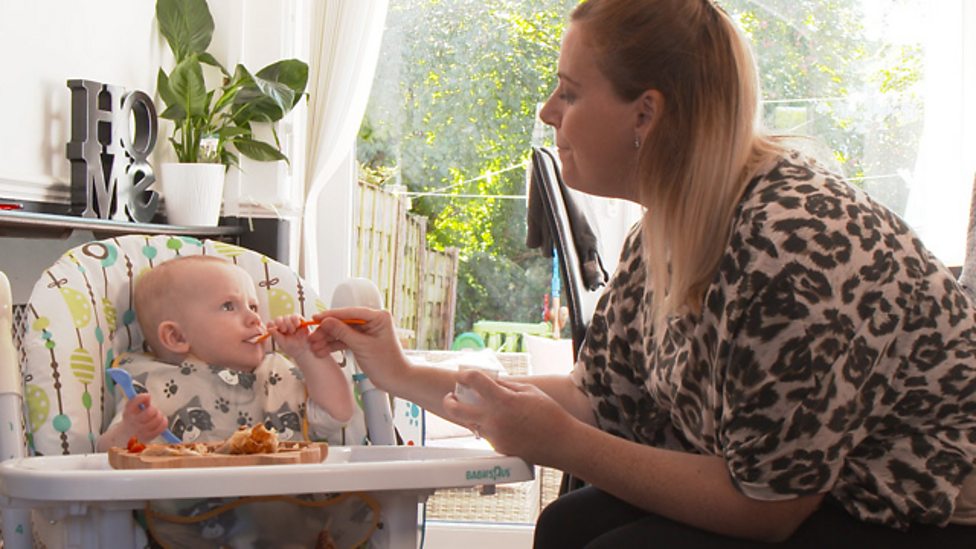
[472, 320, 553, 353]
[451, 331, 486, 351]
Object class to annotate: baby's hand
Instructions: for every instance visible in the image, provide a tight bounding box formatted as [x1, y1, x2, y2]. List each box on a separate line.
[122, 393, 169, 443]
[269, 314, 314, 358]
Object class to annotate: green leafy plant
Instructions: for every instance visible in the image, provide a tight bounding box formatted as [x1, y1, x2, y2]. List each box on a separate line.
[155, 0, 308, 167]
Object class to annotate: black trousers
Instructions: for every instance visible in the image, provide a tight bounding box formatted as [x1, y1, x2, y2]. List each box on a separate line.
[533, 486, 976, 549]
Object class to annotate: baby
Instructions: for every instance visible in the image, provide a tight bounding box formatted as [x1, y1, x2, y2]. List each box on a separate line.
[97, 254, 354, 451]
[95, 255, 375, 547]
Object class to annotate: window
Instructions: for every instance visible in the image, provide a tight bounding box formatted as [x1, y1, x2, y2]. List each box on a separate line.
[361, 0, 974, 347]
[727, 0, 975, 265]
[359, 0, 581, 344]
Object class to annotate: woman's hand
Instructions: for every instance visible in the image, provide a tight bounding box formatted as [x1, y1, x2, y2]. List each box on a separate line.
[442, 370, 580, 466]
[308, 307, 407, 391]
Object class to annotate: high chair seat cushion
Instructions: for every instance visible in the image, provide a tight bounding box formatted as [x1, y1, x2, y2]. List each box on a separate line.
[21, 234, 366, 455]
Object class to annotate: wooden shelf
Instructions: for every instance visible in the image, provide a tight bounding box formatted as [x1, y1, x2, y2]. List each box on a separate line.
[0, 210, 242, 239]
[0, 209, 284, 304]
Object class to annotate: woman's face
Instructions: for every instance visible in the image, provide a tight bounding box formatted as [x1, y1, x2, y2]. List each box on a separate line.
[539, 23, 643, 202]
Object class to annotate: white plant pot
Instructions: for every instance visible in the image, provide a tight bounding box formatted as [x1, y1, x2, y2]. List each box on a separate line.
[160, 162, 227, 226]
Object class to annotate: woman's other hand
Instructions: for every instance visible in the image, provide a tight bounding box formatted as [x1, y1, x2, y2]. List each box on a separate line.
[443, 369, 579, 466]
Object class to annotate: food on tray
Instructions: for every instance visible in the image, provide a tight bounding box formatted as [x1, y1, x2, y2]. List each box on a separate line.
[110, 426, 326, 469]
[126, 436, 146, 453]
[140, 442, 211, 457]
[216, 423, 279, 454]
[124, 424, 280, 457]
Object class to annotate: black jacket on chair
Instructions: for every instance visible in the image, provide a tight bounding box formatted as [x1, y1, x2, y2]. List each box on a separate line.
[526, 146, 607, 496]
[526, 146, 607, 358]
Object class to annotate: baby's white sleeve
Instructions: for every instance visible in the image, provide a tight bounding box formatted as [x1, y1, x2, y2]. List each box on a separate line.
[305, 398, 346, 441]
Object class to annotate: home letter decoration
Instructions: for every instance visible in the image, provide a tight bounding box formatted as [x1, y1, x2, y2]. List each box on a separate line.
[66, 79, 160, 222]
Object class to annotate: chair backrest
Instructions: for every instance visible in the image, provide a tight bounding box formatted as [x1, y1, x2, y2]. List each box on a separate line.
[529, 146, 606, 358]
[20, 234, 367, 456]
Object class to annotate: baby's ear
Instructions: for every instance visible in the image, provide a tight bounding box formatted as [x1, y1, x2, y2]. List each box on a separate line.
[157, 320, 190, 354]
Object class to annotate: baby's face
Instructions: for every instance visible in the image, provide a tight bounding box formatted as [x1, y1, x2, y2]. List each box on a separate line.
[175, 262, 265, 371]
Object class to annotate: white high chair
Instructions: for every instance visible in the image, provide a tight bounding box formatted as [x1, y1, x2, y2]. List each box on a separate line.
[0, 234, 532, 549]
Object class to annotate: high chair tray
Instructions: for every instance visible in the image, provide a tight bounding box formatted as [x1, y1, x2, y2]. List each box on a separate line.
[0, 446, 533, 502]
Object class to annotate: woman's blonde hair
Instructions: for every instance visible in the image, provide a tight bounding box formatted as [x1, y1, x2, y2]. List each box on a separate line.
[572, 0, 782, 327]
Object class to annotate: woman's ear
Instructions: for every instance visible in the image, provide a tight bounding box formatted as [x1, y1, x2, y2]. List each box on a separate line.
[636, 89, 664, 139]
[157, 320, 190, 354]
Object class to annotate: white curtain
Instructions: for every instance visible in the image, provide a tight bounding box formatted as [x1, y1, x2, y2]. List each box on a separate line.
[904, 0, 976, 266]
[302, 0, 389, 287]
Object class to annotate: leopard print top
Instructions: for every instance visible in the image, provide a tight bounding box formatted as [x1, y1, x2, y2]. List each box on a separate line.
[572, 151, 976, 529]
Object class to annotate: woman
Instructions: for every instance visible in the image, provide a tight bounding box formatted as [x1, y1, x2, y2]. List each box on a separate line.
[310, 0, 976, 546]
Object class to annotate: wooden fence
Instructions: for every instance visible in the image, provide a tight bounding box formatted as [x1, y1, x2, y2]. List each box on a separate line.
[353, 181, 459, 350]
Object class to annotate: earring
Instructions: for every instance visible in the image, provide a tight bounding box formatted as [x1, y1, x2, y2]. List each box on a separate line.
[634, 136, 641, 150]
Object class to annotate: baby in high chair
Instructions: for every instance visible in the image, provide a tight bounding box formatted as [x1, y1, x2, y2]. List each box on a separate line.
[97, 255, 377, 548]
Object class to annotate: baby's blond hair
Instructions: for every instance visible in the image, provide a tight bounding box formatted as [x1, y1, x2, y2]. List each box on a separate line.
[134, 255, 237, 355]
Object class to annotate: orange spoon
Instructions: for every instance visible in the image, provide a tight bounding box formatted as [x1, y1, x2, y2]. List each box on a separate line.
[252, 317, 366, 344]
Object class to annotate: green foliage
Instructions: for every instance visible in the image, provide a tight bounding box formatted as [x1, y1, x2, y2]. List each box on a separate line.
[359, 0, 576, 334]
[155, 0, 309, 167]
[359, 163, 398, 188]
[455, 250, 551, 329]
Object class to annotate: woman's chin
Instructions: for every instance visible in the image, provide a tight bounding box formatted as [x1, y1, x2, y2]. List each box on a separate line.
[562, 169, 592, 194]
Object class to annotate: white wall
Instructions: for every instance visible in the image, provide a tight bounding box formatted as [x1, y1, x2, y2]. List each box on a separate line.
[0, 2, 160, 201]
[0, 0, 306, 232]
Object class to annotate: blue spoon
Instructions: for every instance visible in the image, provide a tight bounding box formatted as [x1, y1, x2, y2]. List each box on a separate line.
[107, 368, 181, 444]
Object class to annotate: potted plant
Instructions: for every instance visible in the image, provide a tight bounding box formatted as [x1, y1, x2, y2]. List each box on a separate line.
[154, 0, 308, 226]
